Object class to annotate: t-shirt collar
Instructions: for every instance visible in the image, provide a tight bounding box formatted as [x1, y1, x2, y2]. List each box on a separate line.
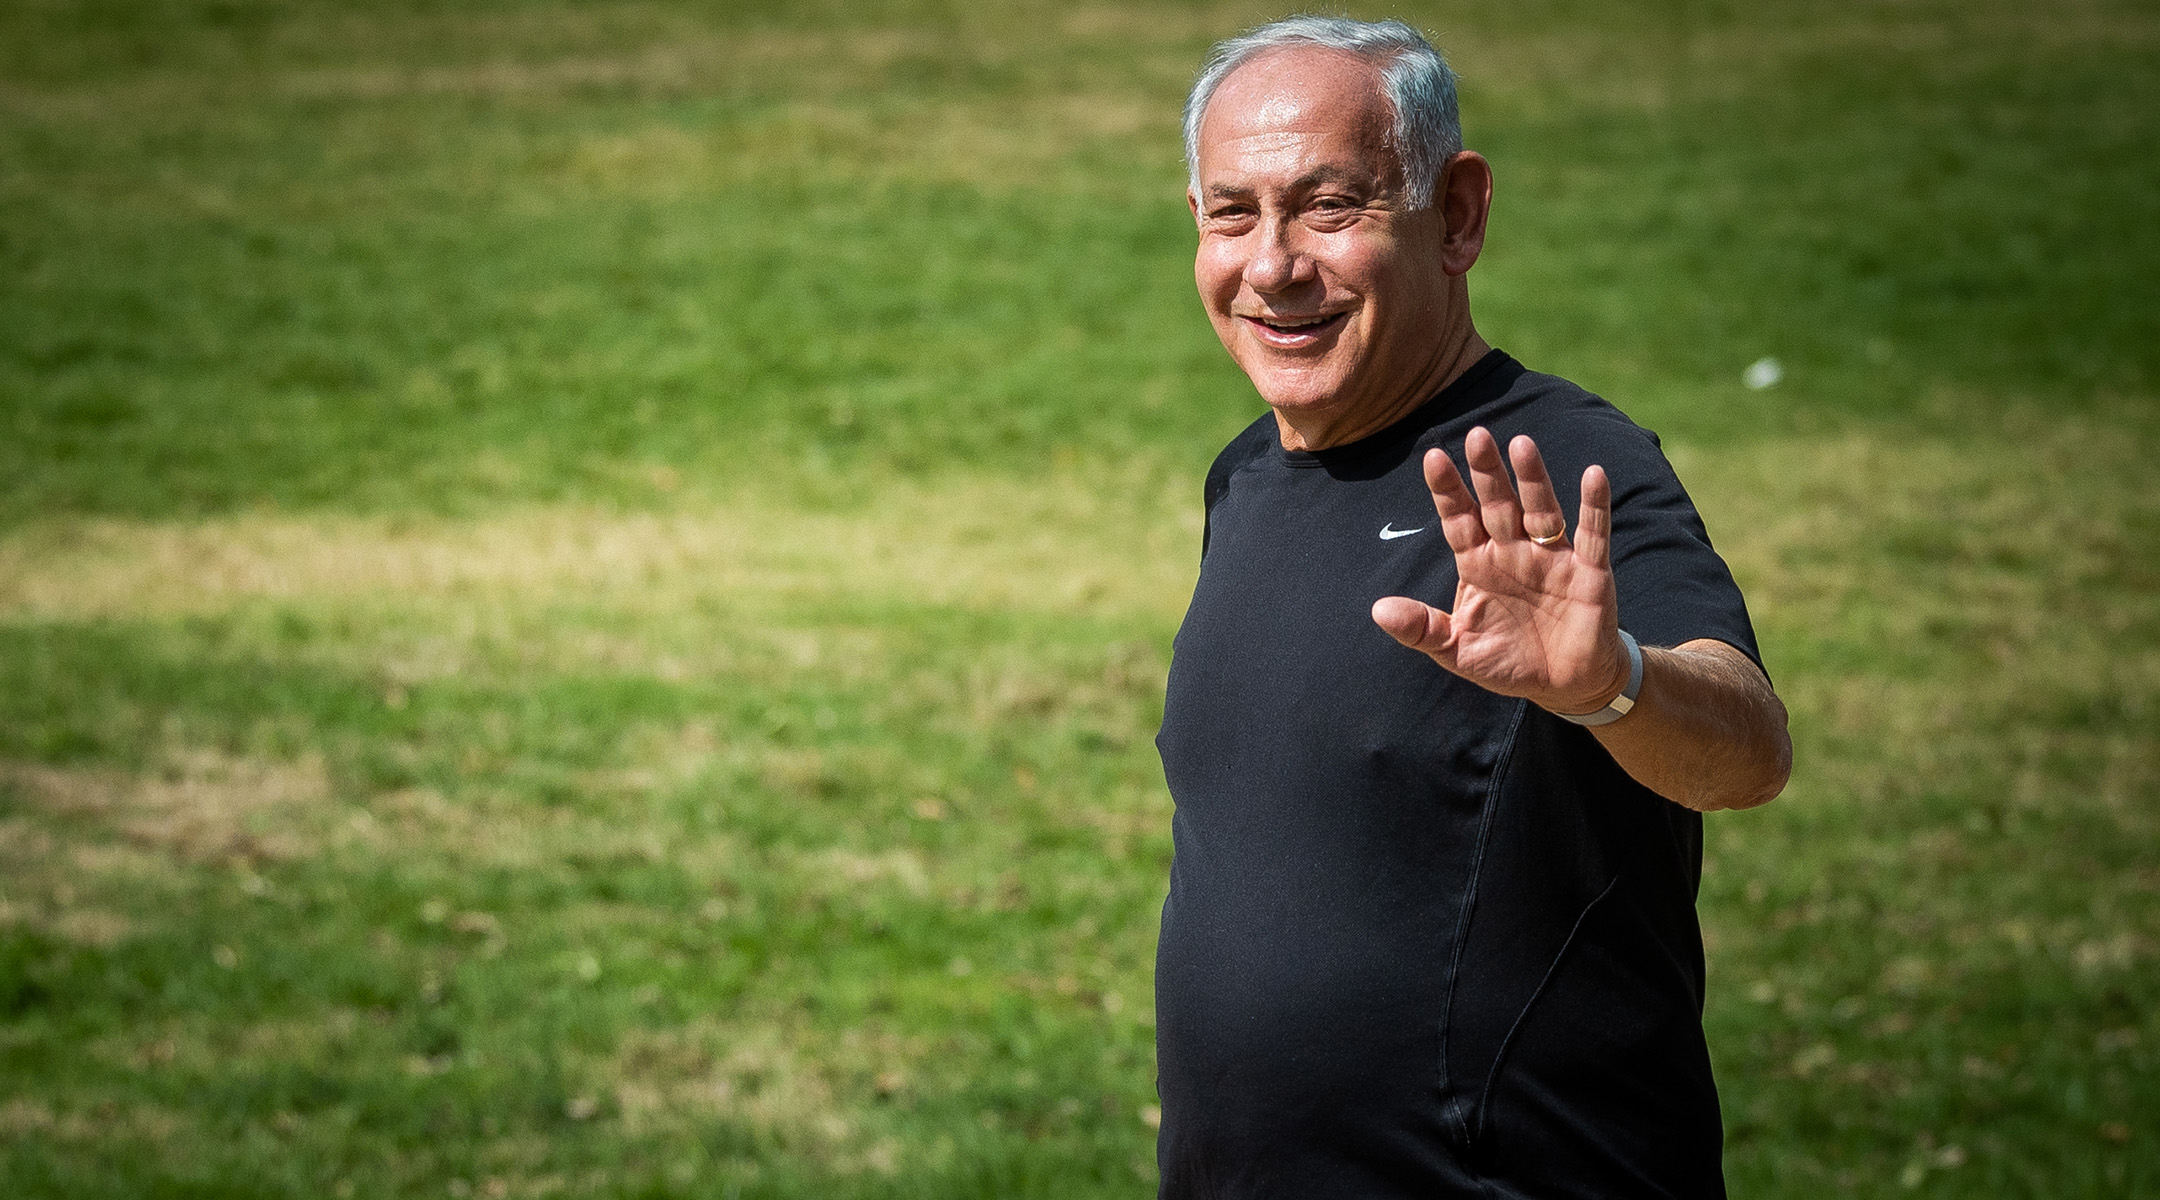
[1278, 348, 1517, 469]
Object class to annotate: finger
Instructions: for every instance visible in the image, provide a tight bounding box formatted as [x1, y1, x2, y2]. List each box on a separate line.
[1510, 435, 1568, 545]
[1371, 596, 1455, 662]
[1422, 447, 1489, 552]
[1575, 464, 1612, 569]
[1463, 427, 1525, 542]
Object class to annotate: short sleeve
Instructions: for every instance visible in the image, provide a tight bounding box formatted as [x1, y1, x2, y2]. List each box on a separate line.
[1595, 423, 1763, 672]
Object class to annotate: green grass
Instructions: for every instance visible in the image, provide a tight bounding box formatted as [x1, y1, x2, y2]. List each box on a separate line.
[2, 0, 2157, 1196]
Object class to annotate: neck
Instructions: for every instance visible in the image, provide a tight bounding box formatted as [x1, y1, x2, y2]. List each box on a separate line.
[1273, 323, 1492, 453]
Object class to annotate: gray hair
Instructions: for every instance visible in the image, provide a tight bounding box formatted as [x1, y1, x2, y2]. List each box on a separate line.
[1182, 16, 1462, 210]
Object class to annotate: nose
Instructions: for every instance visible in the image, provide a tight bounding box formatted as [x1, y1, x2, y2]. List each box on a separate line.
[1243, 217, 1314, 295]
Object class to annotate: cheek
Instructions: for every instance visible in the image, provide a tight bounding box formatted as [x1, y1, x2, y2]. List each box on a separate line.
[1368, 257, 1438, 315]
[1313, 231, 1396, 291]
[1194, 245, 1243, 304]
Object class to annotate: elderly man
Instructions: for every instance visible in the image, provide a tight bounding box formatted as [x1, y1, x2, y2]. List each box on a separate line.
[1153, 17, 1792, 1199]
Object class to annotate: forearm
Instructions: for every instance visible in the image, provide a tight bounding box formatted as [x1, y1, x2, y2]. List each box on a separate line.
[1580, 638, 1791, 812]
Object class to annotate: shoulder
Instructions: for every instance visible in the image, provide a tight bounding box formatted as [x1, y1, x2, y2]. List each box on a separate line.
[1413, 360, 1678, 497]
[1203, 411, 1279, 515]
[1477, 365, 1667, 465]
[1404, 355, 1663, 461]
[1425, 360, 1676, 500]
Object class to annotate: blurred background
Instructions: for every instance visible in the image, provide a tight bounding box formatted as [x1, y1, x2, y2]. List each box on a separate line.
[1, 0, 2155, 1195]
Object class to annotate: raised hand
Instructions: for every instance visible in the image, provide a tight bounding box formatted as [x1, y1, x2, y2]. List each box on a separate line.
[1370, 426, 1631, 716]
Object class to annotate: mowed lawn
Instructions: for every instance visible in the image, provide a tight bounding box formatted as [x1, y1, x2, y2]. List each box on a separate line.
[1, 1, 2156, 1196]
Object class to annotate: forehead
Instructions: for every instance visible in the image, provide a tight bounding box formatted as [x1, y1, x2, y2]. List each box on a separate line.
[1197, 46, 1394, 172]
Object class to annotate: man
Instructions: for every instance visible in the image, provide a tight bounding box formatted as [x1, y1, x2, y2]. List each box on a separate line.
[1153, 17, 1792, 1199]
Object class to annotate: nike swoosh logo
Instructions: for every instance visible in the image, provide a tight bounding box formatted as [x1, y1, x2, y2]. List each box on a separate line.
[1378, 523, 1427, 541]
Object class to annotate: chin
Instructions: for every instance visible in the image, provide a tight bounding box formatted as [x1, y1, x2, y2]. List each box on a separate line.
[1248, 370, 1354, 416]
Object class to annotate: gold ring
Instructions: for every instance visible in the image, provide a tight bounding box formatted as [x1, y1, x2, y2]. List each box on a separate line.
[1529, 529, 1566, 547]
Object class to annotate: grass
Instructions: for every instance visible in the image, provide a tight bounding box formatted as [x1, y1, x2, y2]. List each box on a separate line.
[1, 0, 2156, 1195]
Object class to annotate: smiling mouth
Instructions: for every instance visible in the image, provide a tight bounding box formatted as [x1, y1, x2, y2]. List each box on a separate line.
[1242, 312, 1348, 342]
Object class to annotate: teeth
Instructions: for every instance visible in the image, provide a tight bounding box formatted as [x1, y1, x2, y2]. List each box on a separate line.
[1263, 315, 1330, 330]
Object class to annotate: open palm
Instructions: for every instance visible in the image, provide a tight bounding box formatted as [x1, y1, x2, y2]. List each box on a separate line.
[1371, 427, 1630, 716]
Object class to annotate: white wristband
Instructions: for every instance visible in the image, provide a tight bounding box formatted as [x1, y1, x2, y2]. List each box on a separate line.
[1553, 630, 1643, 727]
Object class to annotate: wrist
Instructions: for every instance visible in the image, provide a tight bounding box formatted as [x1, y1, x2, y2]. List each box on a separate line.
[1549, 630, 1643, 727]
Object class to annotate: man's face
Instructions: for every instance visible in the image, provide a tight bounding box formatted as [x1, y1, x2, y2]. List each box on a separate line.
[1191, 48, 1455, 429]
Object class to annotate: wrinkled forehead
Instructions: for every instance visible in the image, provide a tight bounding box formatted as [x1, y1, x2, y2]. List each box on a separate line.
[1199, 46, 1395, 159]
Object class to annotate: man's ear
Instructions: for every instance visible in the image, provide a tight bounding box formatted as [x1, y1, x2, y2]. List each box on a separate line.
[1437, 151, 1493, 277]
[1188, 189, 1202, 225]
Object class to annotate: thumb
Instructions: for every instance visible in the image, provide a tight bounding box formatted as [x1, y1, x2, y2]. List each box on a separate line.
[1371, 596, 1452, 654]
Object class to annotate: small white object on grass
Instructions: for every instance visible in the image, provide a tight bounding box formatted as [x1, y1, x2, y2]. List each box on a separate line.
[1742, 357, 1784, 390]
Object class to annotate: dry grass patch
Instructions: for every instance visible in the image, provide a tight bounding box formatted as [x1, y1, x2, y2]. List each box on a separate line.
[349, 783, 747, 884]
[1679, 406, 2159, 655]
[0, 741, 749, 910]
[0, 1096, 189, 1146]
[1, 750, 333, 865]
[85, 1012, 365, 1079]
[0, 468, 1201, 627]
[802, 847, 934, 900]
[0, 751, 341, 952]
[602, 1020, 920, 1173]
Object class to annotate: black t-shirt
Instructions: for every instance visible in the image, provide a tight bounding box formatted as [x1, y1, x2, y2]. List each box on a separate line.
[1154, 351, 1758, 1199]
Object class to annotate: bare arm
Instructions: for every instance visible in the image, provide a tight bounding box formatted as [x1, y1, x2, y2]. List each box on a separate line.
[1589, 638, 1790, 811]
[1370, 427, 1791, 813]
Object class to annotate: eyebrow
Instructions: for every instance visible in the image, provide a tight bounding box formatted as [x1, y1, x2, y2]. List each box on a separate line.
[1202, 165, 1376, 201]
